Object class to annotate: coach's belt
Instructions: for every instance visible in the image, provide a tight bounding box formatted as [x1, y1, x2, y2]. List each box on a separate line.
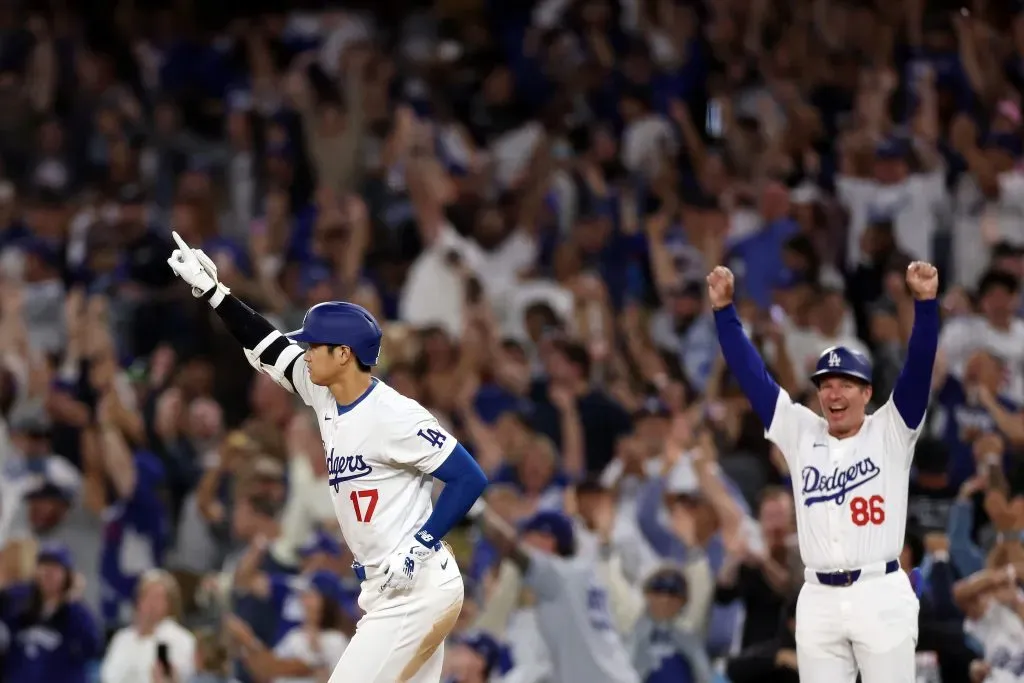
[352, 541, 451, 582]
[814, 559, 899, 587]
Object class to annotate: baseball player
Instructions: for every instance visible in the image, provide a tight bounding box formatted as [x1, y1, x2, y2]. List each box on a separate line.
[167, 232, 488, 682]
[706, 262, 940, 683]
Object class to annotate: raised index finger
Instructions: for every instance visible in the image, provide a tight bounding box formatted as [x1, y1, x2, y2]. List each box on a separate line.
[171, 230, 189, 251]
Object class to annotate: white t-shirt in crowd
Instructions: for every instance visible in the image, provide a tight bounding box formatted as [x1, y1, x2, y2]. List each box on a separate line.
[400, 223, 539, 337]
[963, 598, 1024, 682]
[502, 279, 575, 342]
[622, 114, 677, 179]
[100, 618, 196, 683]
[938, 315, 1024, 404]
[952, 170, 1024, 289]
[399, 224, 487, 337]
[502, 608, 555, 683]
[837, 170, 947, 268]
[475, 230, 539, 325]
[271, 628, 350, 683]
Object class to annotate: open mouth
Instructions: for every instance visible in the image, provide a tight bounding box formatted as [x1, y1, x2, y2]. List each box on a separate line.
[827, 405, 848, 419]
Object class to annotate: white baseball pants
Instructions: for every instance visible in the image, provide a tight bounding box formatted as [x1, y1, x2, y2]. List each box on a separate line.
[329, 543, 464, 683]
[796, 566, 919, 683]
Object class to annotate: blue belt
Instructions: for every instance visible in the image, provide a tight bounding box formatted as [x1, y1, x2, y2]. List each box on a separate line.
[816, 559, 899, 587]
[352, 541, 444, 582]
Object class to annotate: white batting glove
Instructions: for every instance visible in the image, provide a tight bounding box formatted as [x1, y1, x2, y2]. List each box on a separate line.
[166, 231, 230, 305]
[379, 542, 436, 594]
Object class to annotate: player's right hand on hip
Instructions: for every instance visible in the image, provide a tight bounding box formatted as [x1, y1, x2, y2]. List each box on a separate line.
[167, 230, 221, 298]
[706, 266, 735, 310]
[379, 543, 434, 595]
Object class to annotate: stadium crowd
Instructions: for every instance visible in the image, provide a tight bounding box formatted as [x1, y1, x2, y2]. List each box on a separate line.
[0, 0, 1022, 681]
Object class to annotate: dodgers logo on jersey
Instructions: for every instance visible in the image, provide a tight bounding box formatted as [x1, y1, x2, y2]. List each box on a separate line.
[17, 626, 62, 658]
[586, 585, 614, 632]
[326, 448, 373, 492]
[801, 457, 881, 506]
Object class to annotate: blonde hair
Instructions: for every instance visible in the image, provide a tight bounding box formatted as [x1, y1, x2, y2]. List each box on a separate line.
[137, 568, 184, 622]
[194, 628, 230, 675]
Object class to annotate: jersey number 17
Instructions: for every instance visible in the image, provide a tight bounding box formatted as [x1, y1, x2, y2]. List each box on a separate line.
[350, 489, 379, 523]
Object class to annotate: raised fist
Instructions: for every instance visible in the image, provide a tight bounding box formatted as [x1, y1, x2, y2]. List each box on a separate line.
[906, 261, 939, 301]
[706, 266, 735, 310]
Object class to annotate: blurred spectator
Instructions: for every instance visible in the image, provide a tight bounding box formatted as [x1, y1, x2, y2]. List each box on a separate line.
[715, 485, 799, 650]
[224, 571, 349, 683]
[628, 565, 713, 683]
[0, 543, 102, 683]
[186, 628, 239, 683]
[100, 569, 195, 683]
[725, 597, 799, 683]
[443, 630, 507, 683]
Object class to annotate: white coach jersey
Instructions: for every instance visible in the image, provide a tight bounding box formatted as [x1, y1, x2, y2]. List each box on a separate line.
[766, 389, 922, 572]
[290, 373, 457, 568]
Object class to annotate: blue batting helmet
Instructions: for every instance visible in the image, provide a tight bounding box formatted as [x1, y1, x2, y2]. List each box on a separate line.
[286, 302, 383, 366]
[810, 345, 872, 385]
[520, 511, 576, 556]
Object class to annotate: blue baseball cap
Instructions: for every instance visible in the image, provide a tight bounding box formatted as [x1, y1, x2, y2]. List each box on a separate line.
[644, 567, 688, 598]
[810, 345, 873, 386]
[37, 542, 73, 570]
[875, 137, 908, 160]
[454, 631, 506, 675]
[299, 262, 334, 295]
[298, 530, 342, 559]
[307, 570, 344, 603]
[520, 511, 575, 556]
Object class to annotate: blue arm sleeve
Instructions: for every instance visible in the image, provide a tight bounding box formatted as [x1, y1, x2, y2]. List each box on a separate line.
[891, 299, 940, 429]
[415, 443, 488, 548]
[713, 304, 781, 429]
[947, 499, 985, 577]
[636, 477, 687, 561]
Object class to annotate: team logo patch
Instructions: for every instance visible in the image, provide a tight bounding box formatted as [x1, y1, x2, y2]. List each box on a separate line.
[801, 457, 881, 506]
[326, 449, 373, 491]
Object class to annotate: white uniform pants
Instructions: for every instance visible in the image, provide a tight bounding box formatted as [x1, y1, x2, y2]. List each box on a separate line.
[329, 544, 464, 683]
[796, 568, 919, 683]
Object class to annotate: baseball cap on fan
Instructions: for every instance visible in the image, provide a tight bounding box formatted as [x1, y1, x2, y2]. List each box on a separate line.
[298, 530, 343, 559]
[633, 396, 671, 421]
[452, 631, 510, 677]
[519, 511, 576, 556]
[24, 456, 82, 502]
[37, 541, 74, 570]
[643, 566, 688, 598]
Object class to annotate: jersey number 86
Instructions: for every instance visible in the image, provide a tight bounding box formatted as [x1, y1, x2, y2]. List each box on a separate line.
[850, 495, 885, 526]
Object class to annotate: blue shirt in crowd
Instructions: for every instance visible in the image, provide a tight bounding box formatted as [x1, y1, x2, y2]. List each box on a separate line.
[0, 584, 102, 683]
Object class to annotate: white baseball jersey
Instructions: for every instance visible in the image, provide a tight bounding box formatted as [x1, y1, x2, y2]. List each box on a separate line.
[964, 597, 1024, 682]
[290, 373, 457, 567]
[766, 388, 922, 572]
